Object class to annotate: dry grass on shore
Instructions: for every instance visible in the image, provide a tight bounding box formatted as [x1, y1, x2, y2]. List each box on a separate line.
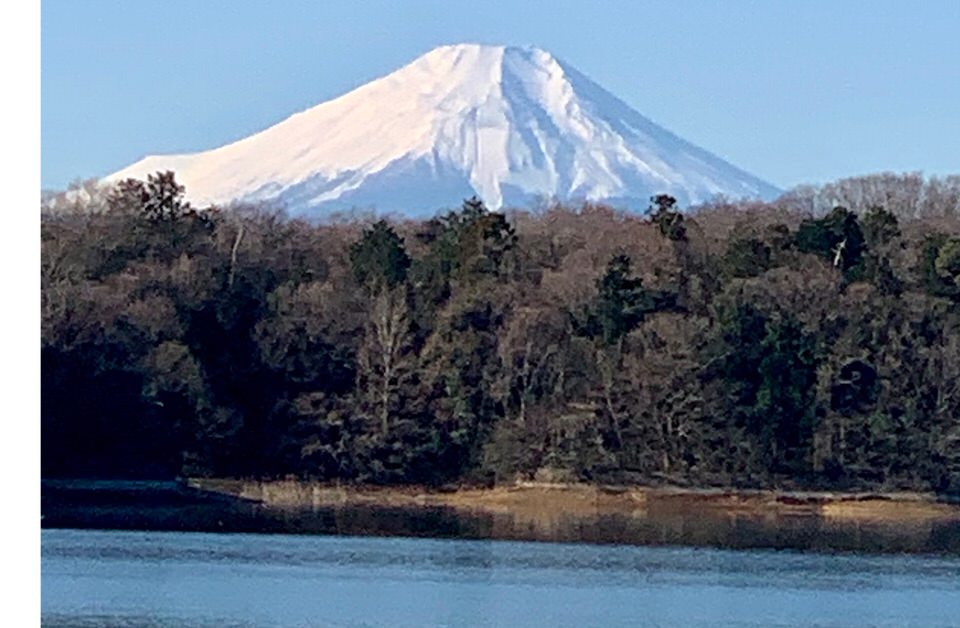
[819, 499, 960, 522]
[189, 479, 960, 524]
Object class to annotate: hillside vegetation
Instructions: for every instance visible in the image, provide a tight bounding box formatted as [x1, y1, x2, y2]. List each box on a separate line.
[42, 173, 960, 495]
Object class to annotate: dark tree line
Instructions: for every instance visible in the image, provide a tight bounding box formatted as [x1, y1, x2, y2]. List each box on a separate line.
[41, 172, 960, 494]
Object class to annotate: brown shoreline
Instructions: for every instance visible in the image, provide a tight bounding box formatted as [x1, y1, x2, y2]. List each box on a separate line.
[41, 478, 960, 553]
[189, 478, 960, 524]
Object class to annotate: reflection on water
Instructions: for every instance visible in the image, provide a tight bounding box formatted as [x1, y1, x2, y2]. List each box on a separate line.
[42, 529, 960, 627]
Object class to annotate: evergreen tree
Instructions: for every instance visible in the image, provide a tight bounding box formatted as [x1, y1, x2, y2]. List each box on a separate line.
[722, 236, 772, 278]
[592, 254, 651, 344]
[646, 194, 687, 241]
[349, 220, 411, 291]
[795, 206, 865, 278]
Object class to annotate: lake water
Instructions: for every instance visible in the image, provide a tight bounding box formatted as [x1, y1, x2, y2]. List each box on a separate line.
[42, 529, 960, 627]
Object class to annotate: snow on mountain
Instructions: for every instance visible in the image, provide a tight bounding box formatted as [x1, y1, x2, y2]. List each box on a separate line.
[105, 44, 780, 216]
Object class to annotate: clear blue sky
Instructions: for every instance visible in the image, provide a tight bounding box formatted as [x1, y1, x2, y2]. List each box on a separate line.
[41, 0, 960, 191]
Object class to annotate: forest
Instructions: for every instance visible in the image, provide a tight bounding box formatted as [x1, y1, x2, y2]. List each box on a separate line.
[41, 172, 960, 495]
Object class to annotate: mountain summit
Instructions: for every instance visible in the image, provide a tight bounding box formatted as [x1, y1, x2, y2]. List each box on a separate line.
[106, 44, 779, 215]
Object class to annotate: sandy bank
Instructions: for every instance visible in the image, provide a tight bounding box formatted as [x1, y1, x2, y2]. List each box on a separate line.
[188, 479, 960, 524]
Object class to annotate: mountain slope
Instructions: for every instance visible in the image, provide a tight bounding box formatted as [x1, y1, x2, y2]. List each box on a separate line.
[106, 44, 780, 216]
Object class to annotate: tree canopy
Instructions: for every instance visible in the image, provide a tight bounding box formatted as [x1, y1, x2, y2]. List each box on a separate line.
[41, 173, 960, 495]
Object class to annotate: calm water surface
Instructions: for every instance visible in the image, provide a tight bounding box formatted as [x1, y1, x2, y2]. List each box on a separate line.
[42, 529, 960, 627]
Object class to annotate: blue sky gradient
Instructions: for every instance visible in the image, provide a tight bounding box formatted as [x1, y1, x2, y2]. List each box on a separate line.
[41, 0, 960, 191]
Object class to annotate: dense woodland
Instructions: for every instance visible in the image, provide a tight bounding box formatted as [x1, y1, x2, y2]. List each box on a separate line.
[41, 172, 960, 494]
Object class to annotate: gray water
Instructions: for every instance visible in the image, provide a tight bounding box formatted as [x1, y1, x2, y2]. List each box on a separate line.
[42, 529, 960, 627]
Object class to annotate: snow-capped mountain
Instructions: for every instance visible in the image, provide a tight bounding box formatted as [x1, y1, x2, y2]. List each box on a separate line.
[105, 44, 780, 216]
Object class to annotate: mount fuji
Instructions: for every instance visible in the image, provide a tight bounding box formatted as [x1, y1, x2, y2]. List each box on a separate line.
[105, 44, 780, 216]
